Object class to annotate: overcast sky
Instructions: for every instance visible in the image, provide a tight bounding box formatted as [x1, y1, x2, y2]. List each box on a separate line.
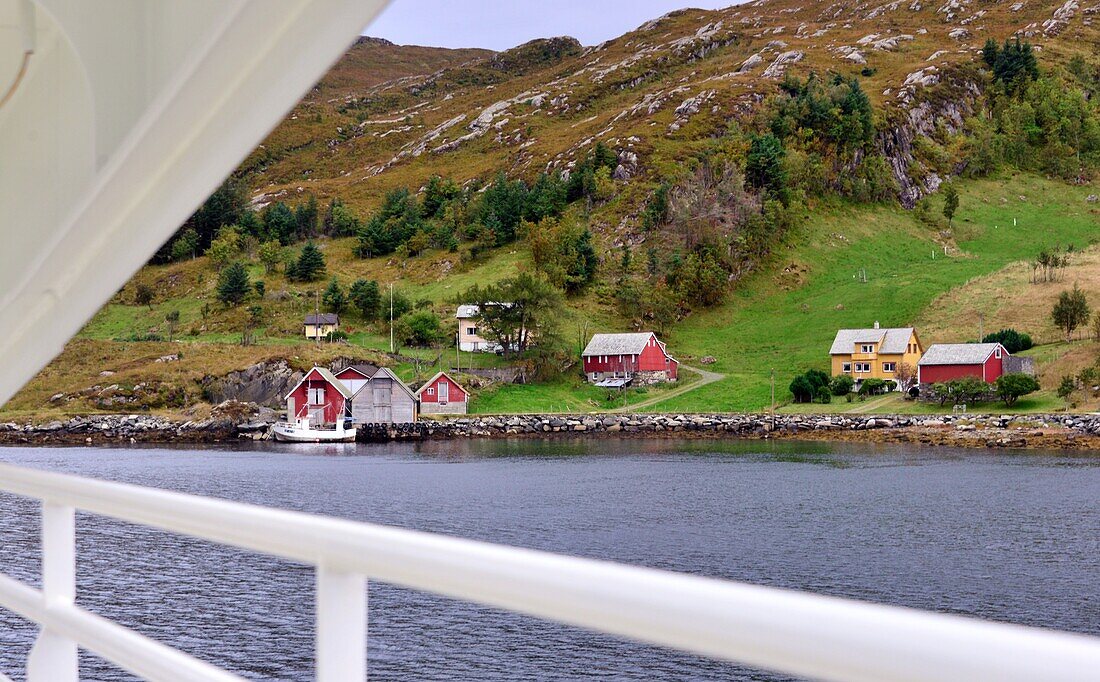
[365, 1, 739, 51]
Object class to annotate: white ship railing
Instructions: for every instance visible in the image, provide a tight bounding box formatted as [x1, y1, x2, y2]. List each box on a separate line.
[0, 462, 1098, 682]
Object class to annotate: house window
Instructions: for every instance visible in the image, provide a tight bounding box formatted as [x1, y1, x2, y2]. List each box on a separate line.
[308, 387, 325, 404]
[466, 326, 477, 335]
[842, 362, 852, 373]
[994, 347, 1002, 359]
[427, 387, 435, 395]
[882, 362, 896, 373]
[855, 362, 871, 373]
[861, 344, 874, 354]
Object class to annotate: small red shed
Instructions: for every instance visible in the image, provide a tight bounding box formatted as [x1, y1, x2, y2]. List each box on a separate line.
[581, 332, 678, 385]
[917, 343, 1007, 385]
[284, 367, 353, 424]
[416, 371, 468, 415]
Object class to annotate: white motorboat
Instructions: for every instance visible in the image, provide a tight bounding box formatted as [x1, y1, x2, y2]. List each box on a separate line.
[272, 415, 356, 443]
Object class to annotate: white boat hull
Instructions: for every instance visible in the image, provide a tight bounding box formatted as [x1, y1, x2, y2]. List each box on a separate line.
[273, 422, 356, 443]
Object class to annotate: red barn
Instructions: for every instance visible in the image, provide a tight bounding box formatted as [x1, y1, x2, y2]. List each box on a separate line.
[917, 343, 1007, 384]
[334, 364, 380, 396]
[416, 371, 468, 415]
[284, 367, 353, 425]
[581, 332, 678, 385]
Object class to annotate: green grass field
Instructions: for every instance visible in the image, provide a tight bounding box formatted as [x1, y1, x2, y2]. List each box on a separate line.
[651, 173, 1098, 413]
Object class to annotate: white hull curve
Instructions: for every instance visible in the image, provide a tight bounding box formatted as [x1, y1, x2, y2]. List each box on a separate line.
[273, 422, 356, 443]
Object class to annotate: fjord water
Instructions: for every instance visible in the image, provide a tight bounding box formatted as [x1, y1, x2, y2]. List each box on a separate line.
[0, 440, 1097, 681]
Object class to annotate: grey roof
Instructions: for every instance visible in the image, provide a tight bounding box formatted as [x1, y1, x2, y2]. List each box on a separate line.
[918, 343, 1003, 366]
[284, 366, 353, 400]
[304, 313, 339, 325]
[361, 367, 419, 401]
[338, 364, 379, 379]
[829, 327, 913, 355]
[582, 332, 660, 357]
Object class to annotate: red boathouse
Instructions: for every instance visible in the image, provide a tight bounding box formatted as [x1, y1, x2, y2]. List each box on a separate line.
[284, 367, 353, 424]
[917, 343, 1007, 385]
[416, 371, 469, 415]
[581, 332, 678, 385]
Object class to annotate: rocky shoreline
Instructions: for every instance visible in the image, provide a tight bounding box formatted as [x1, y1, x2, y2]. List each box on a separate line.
[3, 411, 1100, 451]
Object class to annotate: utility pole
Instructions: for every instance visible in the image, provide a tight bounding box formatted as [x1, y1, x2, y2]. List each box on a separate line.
[389, 283, 394, 353]
[456, 331, 460, 372]
[314, 290, 320, 347]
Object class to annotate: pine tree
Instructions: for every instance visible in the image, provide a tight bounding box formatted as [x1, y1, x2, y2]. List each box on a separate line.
[216, 261, 251, 306]
[322, 277, 347, 314]
[349, 279, 382, 320]
[292, 242, 326, 282]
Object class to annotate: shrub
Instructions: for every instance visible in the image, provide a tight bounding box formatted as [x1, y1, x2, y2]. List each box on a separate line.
[1057, 375, 1076, 398]
[814, 386, 832, 404]
[995, 373, 1040, 406]
[981, 329, 1033, 353]
[325, 330, 349, 343]
[858, 378, 887, 396]
[789, 375, 815, 403]
[884, 380, 897, 392]
[829, 374, 855, 396]
[134, 284, 154, 307]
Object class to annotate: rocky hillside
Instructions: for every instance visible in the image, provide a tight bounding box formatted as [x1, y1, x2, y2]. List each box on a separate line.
[241, 0, 1099, 221]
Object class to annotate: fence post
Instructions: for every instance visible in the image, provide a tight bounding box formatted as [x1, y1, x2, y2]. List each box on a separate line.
[26, 502, 77, 682]
[316, 566, 366, 681]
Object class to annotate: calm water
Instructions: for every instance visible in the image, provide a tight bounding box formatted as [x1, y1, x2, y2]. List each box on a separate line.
[0, 439, 1097, 681]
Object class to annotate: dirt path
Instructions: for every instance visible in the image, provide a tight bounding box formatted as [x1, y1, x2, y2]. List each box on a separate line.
[611, 365, 725, 413]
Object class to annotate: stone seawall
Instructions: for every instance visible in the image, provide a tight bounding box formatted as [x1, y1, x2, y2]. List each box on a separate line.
[357, 413, 1100, 446]
[4, 412, 1100, 451]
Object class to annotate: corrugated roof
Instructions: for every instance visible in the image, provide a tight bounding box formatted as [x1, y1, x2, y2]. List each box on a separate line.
[304, 313, 339, 325]
[829, 327, 913, 354]
[582, 332, 657, 356]
[918, 343, 1003, 366]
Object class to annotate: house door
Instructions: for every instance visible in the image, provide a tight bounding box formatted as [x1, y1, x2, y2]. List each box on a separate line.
[374, 388, 391, 423]
[438, 381, 449, 404]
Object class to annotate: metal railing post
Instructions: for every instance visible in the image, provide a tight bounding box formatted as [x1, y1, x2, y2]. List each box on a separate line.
[315, 567, 366, 682]
[26, 502, 77, 682]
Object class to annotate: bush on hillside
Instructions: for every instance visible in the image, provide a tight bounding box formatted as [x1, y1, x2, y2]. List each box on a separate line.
[829, 374, 855, 396]
[995, 373, 1040, 406]
[789, 369, 830, 403]
[981, 329, 1033, 353]
[857, 378, 887, 396]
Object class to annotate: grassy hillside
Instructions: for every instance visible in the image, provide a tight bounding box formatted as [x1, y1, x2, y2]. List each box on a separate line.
[5, 1, 1100, 421]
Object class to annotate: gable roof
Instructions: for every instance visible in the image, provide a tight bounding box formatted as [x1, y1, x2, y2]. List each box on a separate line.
[582, 332, 661, 357]
[335, 363, 380, 379]
[415, 371, 467, 398]
[354, 366, 418, 401]
[830, 327, 914, 355]
[918, 343, 1005, 366]
[304, 313, 339, 325]
[456, 304, 480, 319]
[283, 366, 353, 401]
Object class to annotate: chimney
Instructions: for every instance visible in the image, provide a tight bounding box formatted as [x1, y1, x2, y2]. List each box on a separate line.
[873, 321, 880, 329]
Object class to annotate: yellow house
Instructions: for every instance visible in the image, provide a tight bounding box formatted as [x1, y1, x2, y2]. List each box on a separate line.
[829, 323, 924, 384]
[304, 313, 339, 340]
